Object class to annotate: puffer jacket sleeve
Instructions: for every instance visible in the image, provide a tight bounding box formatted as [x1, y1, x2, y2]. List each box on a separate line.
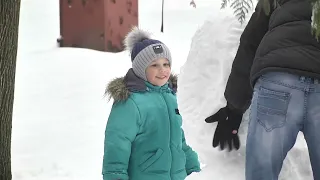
[102, 98, 141, 180]
[224, 0, 275, 112]
[181, 129, 201, 175]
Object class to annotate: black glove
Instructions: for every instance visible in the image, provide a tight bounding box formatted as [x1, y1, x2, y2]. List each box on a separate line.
[205, 103, 243, 151]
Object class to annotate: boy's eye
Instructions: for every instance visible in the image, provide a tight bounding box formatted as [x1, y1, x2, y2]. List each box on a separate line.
[164, 63, 170, 67]
[151, 64, 157, 67]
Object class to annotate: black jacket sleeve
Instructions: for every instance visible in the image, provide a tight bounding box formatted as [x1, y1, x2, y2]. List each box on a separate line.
[224, 0, 274, 112]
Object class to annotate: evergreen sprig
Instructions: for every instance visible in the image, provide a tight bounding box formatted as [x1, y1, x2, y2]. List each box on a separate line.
[222, 0, 320, 39]
[311, 0, 320, 40]
[221, 0, 254, 23]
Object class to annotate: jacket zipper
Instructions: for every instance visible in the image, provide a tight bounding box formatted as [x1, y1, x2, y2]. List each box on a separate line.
[159, 92, 173, 177]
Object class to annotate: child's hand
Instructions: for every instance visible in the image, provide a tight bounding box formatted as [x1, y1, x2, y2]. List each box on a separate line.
[190, 0, 196, 8]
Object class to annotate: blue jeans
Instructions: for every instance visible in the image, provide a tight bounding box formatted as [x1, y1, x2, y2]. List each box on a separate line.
[246, 72, 320, 180]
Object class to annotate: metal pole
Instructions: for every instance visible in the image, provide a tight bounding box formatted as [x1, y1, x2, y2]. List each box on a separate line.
[161, 0, 164, 32]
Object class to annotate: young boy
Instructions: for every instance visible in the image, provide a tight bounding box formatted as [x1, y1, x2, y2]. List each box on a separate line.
[102, 27, 201, 180]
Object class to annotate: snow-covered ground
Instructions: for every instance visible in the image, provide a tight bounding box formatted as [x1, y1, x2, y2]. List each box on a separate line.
[12, 0, 312, 179]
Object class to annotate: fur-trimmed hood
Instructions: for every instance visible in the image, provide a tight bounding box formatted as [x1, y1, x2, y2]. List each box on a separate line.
[105, 69, 177, 102]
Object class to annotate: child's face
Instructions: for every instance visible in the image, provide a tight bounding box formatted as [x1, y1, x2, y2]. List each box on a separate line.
[146, 58, 171, 86]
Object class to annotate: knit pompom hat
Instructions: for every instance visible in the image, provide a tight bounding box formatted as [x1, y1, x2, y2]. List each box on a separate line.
[124, 27, 172, 81]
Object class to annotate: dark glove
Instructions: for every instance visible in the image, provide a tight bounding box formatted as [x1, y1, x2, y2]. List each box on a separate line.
[205, 103, 243, 151]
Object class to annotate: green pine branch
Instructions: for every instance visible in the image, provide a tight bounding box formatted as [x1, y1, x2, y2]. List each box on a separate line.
[220, 0, 254, 24]
[311, 0, 320, 40]
[222, 0, 320, 40]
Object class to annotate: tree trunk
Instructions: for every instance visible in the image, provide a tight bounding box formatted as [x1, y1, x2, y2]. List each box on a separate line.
[0, 0, 21, 179]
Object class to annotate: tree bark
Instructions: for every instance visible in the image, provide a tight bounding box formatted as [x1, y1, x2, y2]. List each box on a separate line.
[0, 0, 21, 179]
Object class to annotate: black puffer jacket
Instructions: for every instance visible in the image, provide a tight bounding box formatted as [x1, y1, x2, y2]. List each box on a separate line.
[224, 0, 320, 112]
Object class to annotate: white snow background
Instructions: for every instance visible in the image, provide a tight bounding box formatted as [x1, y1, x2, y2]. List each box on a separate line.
[12, 0, 312, 179]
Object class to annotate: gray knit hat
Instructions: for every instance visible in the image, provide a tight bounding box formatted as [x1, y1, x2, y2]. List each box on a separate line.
[124, 27, 172, 81]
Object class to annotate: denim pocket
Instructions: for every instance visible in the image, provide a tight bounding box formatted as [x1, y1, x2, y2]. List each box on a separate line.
[257, 86, 290, 132]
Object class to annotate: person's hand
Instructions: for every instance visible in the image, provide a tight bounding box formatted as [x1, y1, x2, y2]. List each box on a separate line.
[205, 104, 243, 151]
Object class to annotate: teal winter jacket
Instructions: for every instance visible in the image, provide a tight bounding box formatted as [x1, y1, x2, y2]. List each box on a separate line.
[102, 69, 201, 180]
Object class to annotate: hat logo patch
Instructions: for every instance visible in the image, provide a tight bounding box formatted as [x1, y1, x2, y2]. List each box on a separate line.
[152, 45, 163, 54]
